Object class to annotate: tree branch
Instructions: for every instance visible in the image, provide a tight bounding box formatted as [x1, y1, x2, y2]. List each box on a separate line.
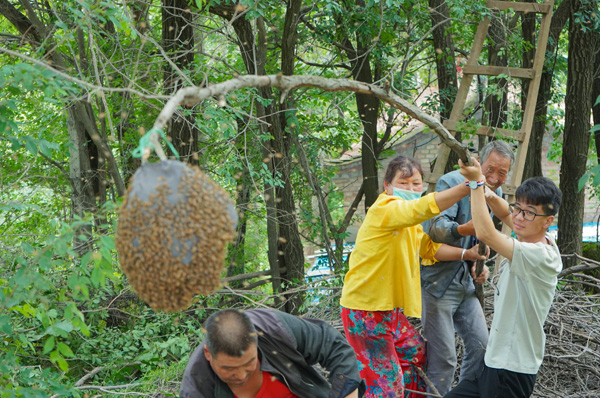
[150, 74, 470, 162]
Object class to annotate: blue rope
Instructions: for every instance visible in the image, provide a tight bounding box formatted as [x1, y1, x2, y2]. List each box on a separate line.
[131, 128, 180, 159]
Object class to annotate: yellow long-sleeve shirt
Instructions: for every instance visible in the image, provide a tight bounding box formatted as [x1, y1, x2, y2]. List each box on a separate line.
[340, 192, 442, 318]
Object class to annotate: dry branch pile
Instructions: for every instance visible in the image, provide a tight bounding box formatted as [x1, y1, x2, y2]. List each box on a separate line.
[92, 256, 599, 397]
[535, 275, 600, 397]
[211, 258, 600, 398]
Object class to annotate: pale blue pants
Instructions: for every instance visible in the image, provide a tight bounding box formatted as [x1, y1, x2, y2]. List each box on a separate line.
[421, 266, 489, 395]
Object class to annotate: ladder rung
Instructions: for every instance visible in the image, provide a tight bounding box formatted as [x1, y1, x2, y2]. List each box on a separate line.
[487, 1, 552, 14]
[443, 121, 525, 141]
[424, 172, 444, 185]
[475, 126, 525, 141]
[501, 184, 516, 196]
[462, 65, 535, 79]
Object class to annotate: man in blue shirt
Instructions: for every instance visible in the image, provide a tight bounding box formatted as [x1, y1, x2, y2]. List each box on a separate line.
[421, 140, 514, 395]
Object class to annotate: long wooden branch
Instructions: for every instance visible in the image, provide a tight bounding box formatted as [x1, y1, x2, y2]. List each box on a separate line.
[150, 74, 471, 163]
[558, 254, 600, 277]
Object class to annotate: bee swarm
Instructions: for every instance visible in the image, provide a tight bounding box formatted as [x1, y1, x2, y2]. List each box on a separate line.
[116, 160, 237, 312]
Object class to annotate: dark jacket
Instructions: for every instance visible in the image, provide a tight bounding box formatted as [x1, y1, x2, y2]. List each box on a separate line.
[180, 309, 364, 398]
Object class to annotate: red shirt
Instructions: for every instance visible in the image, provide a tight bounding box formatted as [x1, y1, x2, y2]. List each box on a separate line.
[235, 371, 298, 398]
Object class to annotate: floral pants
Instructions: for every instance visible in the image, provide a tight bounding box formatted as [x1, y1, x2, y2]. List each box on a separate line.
[341, 307, 427, 398]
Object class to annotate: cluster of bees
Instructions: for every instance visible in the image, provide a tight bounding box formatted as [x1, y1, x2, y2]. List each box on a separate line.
[116, 160, 237, 312]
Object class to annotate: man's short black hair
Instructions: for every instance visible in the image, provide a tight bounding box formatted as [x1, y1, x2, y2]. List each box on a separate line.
[515, 176, 561, 216]
[204, 309, 258, 357]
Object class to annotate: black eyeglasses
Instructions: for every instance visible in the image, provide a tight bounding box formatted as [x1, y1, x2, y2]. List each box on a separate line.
[508, 203, 550, 221]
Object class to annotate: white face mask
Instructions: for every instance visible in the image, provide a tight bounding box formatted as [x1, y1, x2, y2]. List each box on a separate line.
[392, 187, 421, 201]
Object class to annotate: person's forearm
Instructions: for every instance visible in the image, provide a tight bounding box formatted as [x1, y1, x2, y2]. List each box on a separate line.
[434, 244, 464, 261]
[456, 222, 475, 237]
[485, 190, 512, 227]
[472, 186, 497, 241]
[434, 244, 484, 262]
[433, 182, 470, 212]
[486, 190, 509, 217]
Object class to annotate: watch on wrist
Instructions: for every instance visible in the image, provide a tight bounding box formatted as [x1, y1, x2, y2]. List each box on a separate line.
[468, 180, 485, 189]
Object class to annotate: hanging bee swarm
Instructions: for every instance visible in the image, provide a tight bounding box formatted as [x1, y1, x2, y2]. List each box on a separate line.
[116, 160, 238, 312]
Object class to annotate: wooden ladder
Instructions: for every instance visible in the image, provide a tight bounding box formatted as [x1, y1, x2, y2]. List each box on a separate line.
[426, 0, 555, 203]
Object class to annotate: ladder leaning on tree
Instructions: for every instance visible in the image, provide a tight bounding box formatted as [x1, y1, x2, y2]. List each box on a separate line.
[424, 0, 555, 307]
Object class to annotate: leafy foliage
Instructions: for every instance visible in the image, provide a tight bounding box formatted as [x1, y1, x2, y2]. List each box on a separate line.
[0, 0, 596, 395]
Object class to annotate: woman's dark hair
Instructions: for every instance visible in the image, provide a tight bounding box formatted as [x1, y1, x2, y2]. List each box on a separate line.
[515, 176, 562, 216]
[204, 309, 258, 357]
[384, 156, 424, 184]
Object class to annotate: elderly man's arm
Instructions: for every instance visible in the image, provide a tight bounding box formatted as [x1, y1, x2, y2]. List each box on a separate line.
[426, 173, 473, 245]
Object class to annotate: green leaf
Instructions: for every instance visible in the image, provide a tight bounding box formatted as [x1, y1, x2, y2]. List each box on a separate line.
[0, 315, 12, 334]
[50, 350, 69, 372]
[24, 137, 38, 156]
[43, 336, 56, 354]
[594, 171, 600, 187]
[39, 251, 53, 271]
[21, 243, 35, 254]
[100, 247, 112, 261]
[74, 317, 90, 337]
[53, 320, 74, 336]
[590, 124, 600, 133]
[57, 342, 75, 358]
[80, 251, 92, 268]
[578, 171, 590, 192]
[100, 235, 115, 250]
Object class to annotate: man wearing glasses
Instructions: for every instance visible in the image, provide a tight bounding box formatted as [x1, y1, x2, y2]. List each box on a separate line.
[421, 140, 514, 395]
[444, 159, 562, 398]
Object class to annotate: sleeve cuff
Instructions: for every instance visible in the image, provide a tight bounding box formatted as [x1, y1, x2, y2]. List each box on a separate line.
[330, 375, 365, 398]
[451, 223, 461, 239]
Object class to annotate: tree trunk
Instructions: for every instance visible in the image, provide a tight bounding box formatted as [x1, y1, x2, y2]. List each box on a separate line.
[520, 0, 536, 127]
[225, 118, 252, 287]
[486, 13, 508, 129]
[593, 38, 600, 163]
[429, 0, 458, 120]
[66, 105, 95, 255]
[0, 0, 125, 253]
[275, 0, 306, 314]
[162, 0, 198, 163]
[428, 0, 461, 173]
[558, 0, 598, 267]
[209, 4, 306, 311]
[338, 1, 381, 210]
[523, 0, 570, 180]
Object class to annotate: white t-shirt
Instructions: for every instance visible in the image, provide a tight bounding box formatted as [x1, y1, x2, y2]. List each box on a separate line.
[485, 233, 562, 374]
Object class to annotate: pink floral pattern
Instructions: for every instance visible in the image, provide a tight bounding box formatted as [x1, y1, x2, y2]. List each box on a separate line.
[342, 307, 427, 398]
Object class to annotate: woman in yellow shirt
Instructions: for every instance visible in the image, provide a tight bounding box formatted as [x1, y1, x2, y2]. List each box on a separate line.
[340, 156, 488, 398]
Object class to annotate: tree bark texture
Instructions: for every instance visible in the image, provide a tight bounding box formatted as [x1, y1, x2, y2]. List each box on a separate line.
[558, 0, 598, 266]
[429, 0, 458, 120]
[428, 0, 461, 173]
[593, 37, 600, 163]
[486, 12, 509, 129]
[0, 0, 126, 253]
[336, 1, 382, 211]
[162, 0, 198, 163]
[523, 0, 571, 180]
[210, 3, 307, 312]
[275, 0, 306, 314]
